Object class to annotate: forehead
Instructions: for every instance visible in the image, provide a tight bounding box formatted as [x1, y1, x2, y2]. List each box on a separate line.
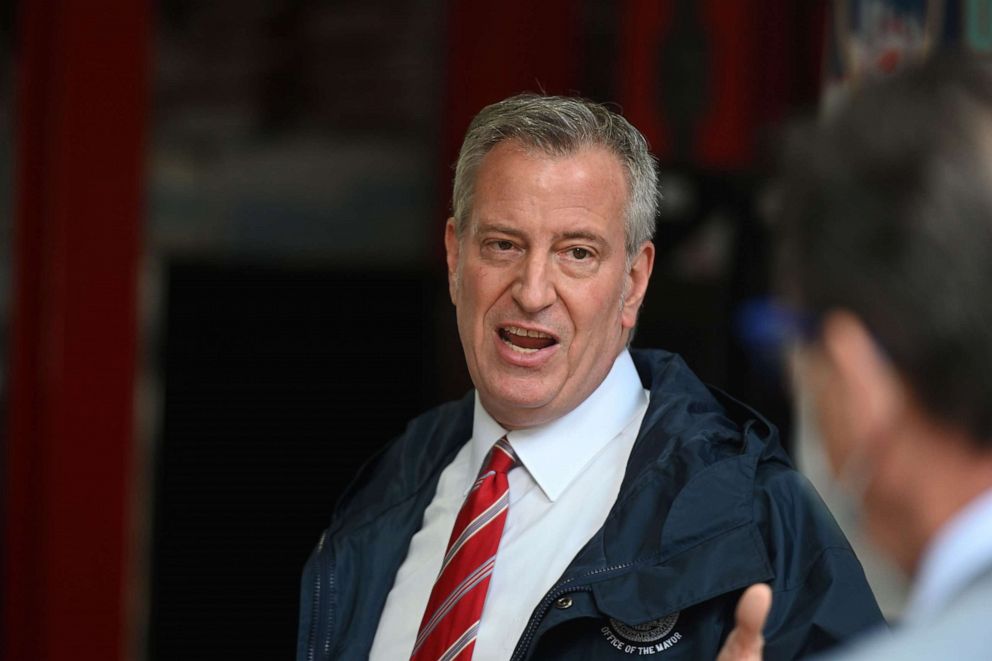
[470, 141, 628, 225]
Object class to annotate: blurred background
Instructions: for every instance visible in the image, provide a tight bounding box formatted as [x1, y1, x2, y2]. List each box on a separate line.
[1, 1, 986, 659]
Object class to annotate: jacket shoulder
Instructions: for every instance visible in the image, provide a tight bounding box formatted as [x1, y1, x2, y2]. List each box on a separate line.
[628, 348, 788, 476]
[754, 462, 851, 560]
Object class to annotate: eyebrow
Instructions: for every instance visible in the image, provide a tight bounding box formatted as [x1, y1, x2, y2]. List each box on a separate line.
[475, 222, 526, 238]
[475, 223, 608, 246]
[558, 230, 607, 245]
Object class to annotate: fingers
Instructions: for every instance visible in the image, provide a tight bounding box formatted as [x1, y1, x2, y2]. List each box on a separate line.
[736, 583, 773, 637]
[716, 583, 773, 661]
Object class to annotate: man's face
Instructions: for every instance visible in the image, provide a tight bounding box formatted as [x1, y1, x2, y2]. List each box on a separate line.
[445, 141, 654, 429]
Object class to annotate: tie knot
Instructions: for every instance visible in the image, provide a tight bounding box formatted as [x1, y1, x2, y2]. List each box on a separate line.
[485, 437, 517, 475]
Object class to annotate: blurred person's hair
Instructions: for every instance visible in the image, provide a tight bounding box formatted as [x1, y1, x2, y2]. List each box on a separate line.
[774, 53, 992, 445]
[451, 94, 659, 262]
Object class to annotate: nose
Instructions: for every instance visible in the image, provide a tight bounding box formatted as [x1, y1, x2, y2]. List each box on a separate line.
[512, 252, 557, 313]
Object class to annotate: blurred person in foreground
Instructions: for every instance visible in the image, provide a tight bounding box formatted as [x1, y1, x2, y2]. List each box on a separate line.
[298, 94, 883, 661]
[719, 54, 992, 661]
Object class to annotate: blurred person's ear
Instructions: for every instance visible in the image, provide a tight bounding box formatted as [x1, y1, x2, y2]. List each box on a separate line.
[821, 311, 906, 451]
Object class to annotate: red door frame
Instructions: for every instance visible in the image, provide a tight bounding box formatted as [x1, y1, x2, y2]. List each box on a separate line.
[3, 2, 149, 659]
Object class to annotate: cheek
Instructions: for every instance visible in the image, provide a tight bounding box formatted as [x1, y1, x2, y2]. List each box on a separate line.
[462, 268, 509, 327]
[585, 281, 626, 328]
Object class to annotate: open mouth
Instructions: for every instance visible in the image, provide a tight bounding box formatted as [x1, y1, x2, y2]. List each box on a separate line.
[498, 325, 558, 353]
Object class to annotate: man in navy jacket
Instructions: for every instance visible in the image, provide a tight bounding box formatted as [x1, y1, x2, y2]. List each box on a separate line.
[298, 94, 883, 660]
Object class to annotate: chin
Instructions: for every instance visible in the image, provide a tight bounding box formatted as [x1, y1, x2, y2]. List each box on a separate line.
[488, 390, 550, 414]
[482, 387, 557, 426]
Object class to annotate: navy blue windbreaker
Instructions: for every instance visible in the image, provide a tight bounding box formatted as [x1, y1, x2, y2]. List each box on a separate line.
[297, 349, 884, 660]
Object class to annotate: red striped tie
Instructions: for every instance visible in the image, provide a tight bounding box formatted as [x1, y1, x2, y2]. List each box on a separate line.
[410, 437, 517, 661]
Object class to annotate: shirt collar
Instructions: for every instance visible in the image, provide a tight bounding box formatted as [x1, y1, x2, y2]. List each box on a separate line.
[469, 349, 647, 501]
[904, 486, 992, 624]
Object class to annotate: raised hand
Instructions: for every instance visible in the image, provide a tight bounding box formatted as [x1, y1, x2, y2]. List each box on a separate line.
[716, 583, 773, 661]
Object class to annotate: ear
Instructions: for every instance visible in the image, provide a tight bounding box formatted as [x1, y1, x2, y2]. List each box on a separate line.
[621, 241, 655, 329]
[444, 218, 461, 304]
[820, 311, 905, 448]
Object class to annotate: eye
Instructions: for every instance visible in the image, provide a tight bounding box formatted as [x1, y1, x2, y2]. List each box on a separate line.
[569, 247, 591, 260]
[495, 240, 514, 251]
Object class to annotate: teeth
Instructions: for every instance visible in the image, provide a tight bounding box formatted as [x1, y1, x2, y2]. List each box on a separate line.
[504, 340, 538, 354]
[504, 326, 552, 339]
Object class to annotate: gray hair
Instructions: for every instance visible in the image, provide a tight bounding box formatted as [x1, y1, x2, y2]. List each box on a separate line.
[451, 94, 659, 261]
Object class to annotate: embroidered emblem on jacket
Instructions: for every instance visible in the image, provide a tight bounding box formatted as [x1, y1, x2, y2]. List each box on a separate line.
[600, 612, 682, 655]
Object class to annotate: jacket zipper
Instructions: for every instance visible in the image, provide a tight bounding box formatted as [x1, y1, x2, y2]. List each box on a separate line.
[323, 548, 335, 658]
[510, 561, 634, 661]
[306, 531, 327, 661]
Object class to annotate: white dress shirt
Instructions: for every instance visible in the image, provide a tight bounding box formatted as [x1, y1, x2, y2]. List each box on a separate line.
[370, 350, 649, 660]
[902, 486, 992, 624]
